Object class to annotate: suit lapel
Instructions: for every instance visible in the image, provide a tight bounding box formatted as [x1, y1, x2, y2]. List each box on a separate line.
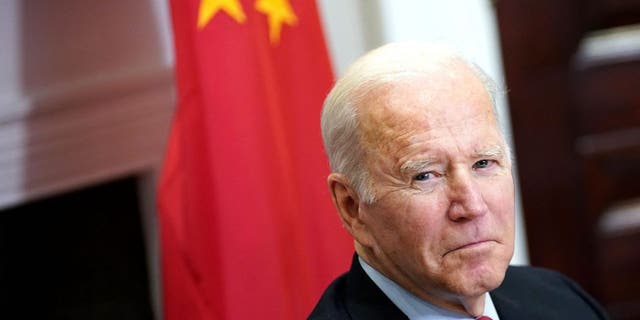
[345, 255, 409, 319]
[345, 257, 539, 320]
[491, 288, 526, 320]
[491, 266, 534, 320]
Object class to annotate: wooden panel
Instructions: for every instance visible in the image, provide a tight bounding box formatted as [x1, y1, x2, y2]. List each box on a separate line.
[497, 1, 640, 318]
[573, 61, 640, 135]
[496, 0, 590, 287]
[597, 226, 640, 319]
[584, 0, 640, 29]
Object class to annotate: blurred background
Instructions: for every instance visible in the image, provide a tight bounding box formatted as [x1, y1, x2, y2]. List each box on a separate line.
[0, 0, 638, 319]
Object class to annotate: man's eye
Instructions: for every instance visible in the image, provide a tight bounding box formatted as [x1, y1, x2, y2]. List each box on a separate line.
[473, 159, 492, 169]
[414, 172, 432, 181]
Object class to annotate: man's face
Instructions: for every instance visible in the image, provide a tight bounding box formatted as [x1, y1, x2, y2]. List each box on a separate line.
[355, 67, 515, 308]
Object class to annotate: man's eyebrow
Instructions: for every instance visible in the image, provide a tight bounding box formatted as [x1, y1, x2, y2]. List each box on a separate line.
[476, 145, 505, 158]
[400, 159, 435, 175]
[399, 146, 509, 174]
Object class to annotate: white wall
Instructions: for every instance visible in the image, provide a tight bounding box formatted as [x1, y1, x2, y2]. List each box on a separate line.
[317, 0, 529, 265]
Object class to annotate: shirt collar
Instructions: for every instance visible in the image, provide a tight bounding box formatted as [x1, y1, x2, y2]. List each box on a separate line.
[359, 257, 500, 320]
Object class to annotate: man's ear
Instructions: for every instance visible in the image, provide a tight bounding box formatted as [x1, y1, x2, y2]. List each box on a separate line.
[327, 173, 373, 246]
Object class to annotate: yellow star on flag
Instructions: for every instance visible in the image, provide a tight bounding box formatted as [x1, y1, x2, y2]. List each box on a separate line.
[255, 0, 298, 44]
[198, 0, 247, 29]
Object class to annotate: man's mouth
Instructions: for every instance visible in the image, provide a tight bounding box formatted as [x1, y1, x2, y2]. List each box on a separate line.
[443, 239, 495, 257]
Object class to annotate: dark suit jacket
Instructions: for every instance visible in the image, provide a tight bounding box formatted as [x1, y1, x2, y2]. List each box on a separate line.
[309, 255, 609, 319]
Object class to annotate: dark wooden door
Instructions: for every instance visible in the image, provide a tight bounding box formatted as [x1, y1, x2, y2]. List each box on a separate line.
[496, 1, 640, 319]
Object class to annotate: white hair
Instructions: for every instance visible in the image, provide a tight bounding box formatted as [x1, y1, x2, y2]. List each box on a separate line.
[321, 42, 504, 204]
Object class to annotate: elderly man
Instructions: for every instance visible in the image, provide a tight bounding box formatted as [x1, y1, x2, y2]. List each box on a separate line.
[309, 43, 608, 319]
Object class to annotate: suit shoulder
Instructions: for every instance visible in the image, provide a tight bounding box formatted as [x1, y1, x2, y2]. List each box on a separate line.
[504, 265, 596, 297]
[496, 266, 609, 319]
[308, 273, 351, 320]
[504, 265, 569, 284]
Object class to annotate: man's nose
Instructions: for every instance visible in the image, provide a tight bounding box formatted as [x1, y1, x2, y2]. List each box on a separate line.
[446, 170, 489, 221]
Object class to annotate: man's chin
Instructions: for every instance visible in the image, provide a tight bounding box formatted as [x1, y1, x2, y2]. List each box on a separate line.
[444, 246, 512, 293]
[444, 263, 508, 298]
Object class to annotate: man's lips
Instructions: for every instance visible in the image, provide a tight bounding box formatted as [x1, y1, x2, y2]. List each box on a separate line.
[443, 239, 496, 257]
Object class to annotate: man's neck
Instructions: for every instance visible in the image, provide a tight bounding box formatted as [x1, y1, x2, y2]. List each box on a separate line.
[357, 253, 486, 318]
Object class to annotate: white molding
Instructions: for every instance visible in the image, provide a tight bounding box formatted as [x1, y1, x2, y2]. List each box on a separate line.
[599, 198, 640, 236]
[0, 65, 173, 124]
[0, 66, 175, 210]
[575, 23, 640, 68]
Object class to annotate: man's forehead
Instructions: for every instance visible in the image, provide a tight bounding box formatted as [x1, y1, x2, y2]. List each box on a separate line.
[354, 75, 503, 171]
[357, 74, 496, 132]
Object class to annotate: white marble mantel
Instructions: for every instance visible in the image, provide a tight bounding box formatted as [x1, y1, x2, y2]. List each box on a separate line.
[0, 1, 174, 317]
[0, 0, 175, 210]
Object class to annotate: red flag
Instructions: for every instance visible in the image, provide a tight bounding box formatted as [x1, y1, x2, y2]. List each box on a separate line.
[158, 0, 353, 319]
